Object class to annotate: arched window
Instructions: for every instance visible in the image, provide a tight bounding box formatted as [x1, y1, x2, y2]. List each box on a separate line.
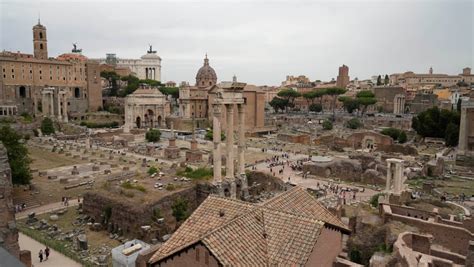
[39, 32, 43, 39]
[40, 43, 43, 49]
[74, 87, 80, 98]
[19, 86, 26, 98]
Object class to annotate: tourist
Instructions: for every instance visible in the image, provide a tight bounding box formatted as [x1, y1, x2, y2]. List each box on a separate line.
[45, 247, 50, 261]
[39, 249, 44, 262]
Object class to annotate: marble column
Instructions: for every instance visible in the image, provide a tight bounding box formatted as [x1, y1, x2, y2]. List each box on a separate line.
[57, 92, 62, 121]
[226, 104, 234, 179]
[63, 94, 68, 122]
[49, 92, 54, 117]
[41, 92, 48, 117]
[386, 163, 392, 192]
[238, 104, 248, 198]
[212, 104, 222, 185]
[237, 104, 245, 175]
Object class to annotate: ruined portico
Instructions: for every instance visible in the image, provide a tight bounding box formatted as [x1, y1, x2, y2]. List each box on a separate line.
[212, 82, 248, 199]
[386, 158, 404, 195]
[393, 94, 405, 114]
[41, 87, 69, 122]
[458, 100, 474, 156]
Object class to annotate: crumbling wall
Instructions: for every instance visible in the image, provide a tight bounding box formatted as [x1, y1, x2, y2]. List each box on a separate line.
[302, 159, 363, 181]
[246, 171, 287, 195]
[83, 185, 207, 241]
[0, 143, 20, 258]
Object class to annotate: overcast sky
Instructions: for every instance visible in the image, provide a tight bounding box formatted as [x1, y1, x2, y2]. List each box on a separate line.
[1, 0, 472, 85]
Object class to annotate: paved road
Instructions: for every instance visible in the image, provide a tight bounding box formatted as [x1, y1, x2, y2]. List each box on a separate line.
[18, 233, 81, 267]
[250, 149, 380, 203]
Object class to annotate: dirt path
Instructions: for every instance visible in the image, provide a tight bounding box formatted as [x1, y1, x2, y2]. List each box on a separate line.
[18, 233, 82, 267]
[16, 199, 80, 220]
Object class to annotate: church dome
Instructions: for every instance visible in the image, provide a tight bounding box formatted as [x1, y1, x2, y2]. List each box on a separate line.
[195, 54, 217, 87]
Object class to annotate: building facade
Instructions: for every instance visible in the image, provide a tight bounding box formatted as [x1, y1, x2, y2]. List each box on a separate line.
[178, 56, 268, 134]
[390, 67, 473, 88]
[0, 21, 102, 120]
[123, 86, 171, 132]
[94, 46, 161, 81]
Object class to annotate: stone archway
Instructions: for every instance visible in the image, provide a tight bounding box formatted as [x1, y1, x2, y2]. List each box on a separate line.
[136, 116, 141, 128]
[157, 115, 162, 127]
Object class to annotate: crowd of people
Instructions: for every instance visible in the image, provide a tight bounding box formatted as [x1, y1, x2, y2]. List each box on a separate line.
[14, 203, 27, 213]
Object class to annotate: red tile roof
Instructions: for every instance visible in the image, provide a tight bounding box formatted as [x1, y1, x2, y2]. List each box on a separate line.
[149, 186, 349, 265]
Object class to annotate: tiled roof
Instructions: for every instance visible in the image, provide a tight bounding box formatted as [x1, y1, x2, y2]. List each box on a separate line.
[148, 196, 254, 263]
[149, 186, 348, 265]
[262, 186, 349, 232]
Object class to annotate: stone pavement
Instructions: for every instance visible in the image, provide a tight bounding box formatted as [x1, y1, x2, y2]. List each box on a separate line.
[18, 233, 81, 267]
[250, 150, 379, 204]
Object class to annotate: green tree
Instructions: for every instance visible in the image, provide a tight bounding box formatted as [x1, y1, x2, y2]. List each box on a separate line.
[302, 91, 318, 106]
[41, 117, 55, 135]
[380, 128, 402, 140]
[269, 97, 289, 113]
[356, 90, 377, 116]
[398, 131, 407, 143]
[412, 107, 460, 146]
[172, 197, 189, 222]
[376, 75, 382, 86]
[325, 87, 347, 120]
[445, 122, 459, 147]
[100, 71, 120, 96]
[339, 97, 360, 114]
[384, 74, 389, 85]
[314, 89, 327, 106]
[159, 87, 179, 99]
[277, 88, 301, 111]
[322, 120, 333, 130]
[0, 126, 31, 184]
[145, 129, 161, 142]
[309, 103, 322, 113]
[345, 118, 363, 129]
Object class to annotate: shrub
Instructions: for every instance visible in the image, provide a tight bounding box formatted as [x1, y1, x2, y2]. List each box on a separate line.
[370, 193, 384, 208]
[205, 129, 225, 141]
[20, 112, 33, 123]
[41, 117, 55, 135]
[398, 131, 407, 143]
[177, 167, 213, 180]
[121, 181, 146, 192]
[345, 118, 363, 129]
[166, 184, 176, 191]
[322, 120, 333, 130]
[172, 197, 189, 222]
[309, 103, 322, 112]
[380, 128, 401, 140]
[148, 166, 158, 175]
[145, 129, 161, 142]
[0, 126, 32, 185]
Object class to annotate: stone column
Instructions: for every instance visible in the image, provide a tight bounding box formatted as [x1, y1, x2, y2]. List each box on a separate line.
[63, 93, 68, 122]
[33, 95, 37, 116]
[49, 92, 54, 117]
[212, 104, 222, 185]
[226, 104, 234, 179]
[386, 162, 392, 192]
[237, 104, 245, 175]
[238, 104, 248, 198]
[57, 92, 62, 121]
[41, 92, 48, 117]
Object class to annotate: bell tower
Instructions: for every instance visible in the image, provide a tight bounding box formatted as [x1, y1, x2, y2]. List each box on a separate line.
[33, 19, 48, 59]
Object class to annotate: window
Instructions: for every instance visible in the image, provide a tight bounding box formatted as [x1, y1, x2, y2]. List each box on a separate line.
[40, 43, 43, 49]
[74, 88, 80, 98]
[205, 251, 209, 265]
[39, 32, 43, 39]
[19, 86, 26, 98]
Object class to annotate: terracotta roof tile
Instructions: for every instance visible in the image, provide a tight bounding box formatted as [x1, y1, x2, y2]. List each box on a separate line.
[149, 186, 348, 265]
[262, 187, 349, 232]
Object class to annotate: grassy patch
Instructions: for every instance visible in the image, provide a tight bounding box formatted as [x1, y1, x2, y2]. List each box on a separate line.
[176, 167, 213, 180]
[121, 181, 146, 192]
